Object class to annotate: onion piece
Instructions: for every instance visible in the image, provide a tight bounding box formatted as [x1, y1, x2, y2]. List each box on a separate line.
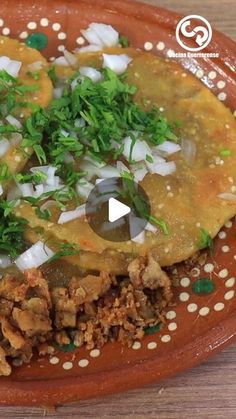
[0, 184, 3, 196]
[123, 136, 151, 162]
[146, 160, 176, 176]
[81, 23, 119, 47]
[181, 138, 197, 164]
[63, 49, 78, 67]
[40, 200, 57, 211]
[154, 140, 181, 156]
[145, 222, 158, 233]
[0, 138, 10, 157]
[0, 56, 10, 71]
[64, 151, 75, 164]
[58, 204, 87, 224]
[15, 241, 55, 271]
[6, 60, 22, 78]
[79, 66, 102, 83]
[217, 193, 236, 202]
[18, 183, 34, 197]
[53, 86, 64, 99]
[117, 160, 130, 174]
[129, 215, 146, 244]
[5, 114, 22, 129]
[74, 118, 86, 128]
[76, 44, 102, 53]
[98, 165, 120, 178]
[102, 54, 132, 75]
[0, 254, 12, 268]
[83, 155, 106, 168]
[7, 185, 22, 201]
[131, 162, 148, 182]
[10, 132, 23, 146]
[76, 180, 94, 199]
[53, 56, 69, 67]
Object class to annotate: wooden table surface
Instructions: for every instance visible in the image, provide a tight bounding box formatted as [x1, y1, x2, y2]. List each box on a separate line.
[2, 1, 236, 417]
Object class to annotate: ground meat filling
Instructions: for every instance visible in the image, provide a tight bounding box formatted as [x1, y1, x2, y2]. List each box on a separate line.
[0, 255, 173, 376]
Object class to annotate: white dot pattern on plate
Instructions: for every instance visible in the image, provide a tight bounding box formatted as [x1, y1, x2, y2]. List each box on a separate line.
[49, 356, 59, 365]
[2, 27, 10, 35]
[27, 21, 37, 30]
[225, 220, 232, 228]
[180, 277, 190, 287]
[40, 18, 49, 27]
[58, 32, 67, 40]
[52, 22, 61, 31]
[224, 290, 235, 300]
[219, 269, 228, 279]
[76, 36, 85, 45]
[156, 41, 165, 50]
[191, 267, 200, 277]
[234, 110, 236, 117]
[165, 310, 176, 320]
[214, 302, 225, 311]
[218, 231, 227, 239]
[144, 41, 153, 51]
[78, 359, 89, 368]
[90, 349, 100, 358]
[217, 80, 226, 89]
[208, 71, 217, 80]
[19, 31, 28, 39]
[132, 341, 141, 350]
[168, 322, 177, 331]
[222, 245, 230, 253]
[62, 361, 73, 370]
[199, 307, 210, 316]
[0, 19, 4, 27]
[187, 303, 198, 313]
[195, 69, 204, 78]
[161, 335, 171, 343]
[218, 92, 227, 101]
[58, 45, 65, 51]
[204, 263, 214, 273]
[225, 277, 235, 288]
[147, 341, 157, 350]
[179, 292, 190, 302]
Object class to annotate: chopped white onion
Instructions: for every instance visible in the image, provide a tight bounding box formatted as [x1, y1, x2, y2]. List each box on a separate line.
[76, 180, 94, 199]
[63, 49, 78, 67]
[131, 163, 148, 182]
[71, 77, 80, 91]
[34, 184, 44, 197]
[129, 215, 146, 244]
[145, 222, 158, 233]
[123, 137, 152, 162]
[40, 200, 57, 211]
[98, 165, 120, 178]
[45, 166, 57, 186]
[0, 138, 10, 157]
[18, 183, 34, 197]
[146, 160, 176, 176]
[15, 241, 55, 271]
[0, 57, 22, 78]
[154, 141, 181, 156]
[217, 193, 236, 202]
[0, 254, 12, 268]
[27, 61, 43, 71]
[117, 160, 130, 174]
[0, 184, 3, 196]
[53, 56, 69, 67]
[5, 114, 22, 129]
[83, 155, 106, 168]
[76, 44, 103, 53]
[79, 66, 102, 83]
[81, 23, 119, 48]
[53, 86, 64, 99]
[181, 138, 197, 164]
[103, 54, 132, 75]
[58, 204, 87, 224]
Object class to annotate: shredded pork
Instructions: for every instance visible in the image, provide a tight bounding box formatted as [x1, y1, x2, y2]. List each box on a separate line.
[0, 254, 173, 375]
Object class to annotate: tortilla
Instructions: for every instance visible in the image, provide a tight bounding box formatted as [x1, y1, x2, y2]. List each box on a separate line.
[0, 36, 53, 177]
[16, 49, 236, 272]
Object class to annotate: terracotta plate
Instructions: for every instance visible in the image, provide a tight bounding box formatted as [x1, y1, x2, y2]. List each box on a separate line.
[1, 0, 236, 407]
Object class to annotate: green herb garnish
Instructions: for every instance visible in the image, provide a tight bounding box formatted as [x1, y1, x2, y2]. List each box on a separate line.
[198, 228, 213, 251]
[48, 242, 80, 263]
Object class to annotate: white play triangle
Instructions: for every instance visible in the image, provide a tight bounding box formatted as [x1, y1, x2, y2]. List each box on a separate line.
[108, 197, 131, 223]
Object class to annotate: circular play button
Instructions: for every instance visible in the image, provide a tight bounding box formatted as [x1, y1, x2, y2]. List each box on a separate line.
[85, 177, 150, 242]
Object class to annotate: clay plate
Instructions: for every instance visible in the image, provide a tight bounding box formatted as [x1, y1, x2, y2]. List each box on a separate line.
[1, 0, 236, 407]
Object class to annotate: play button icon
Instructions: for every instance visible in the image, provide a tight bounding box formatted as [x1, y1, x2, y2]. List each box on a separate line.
[85, 177, 150, 242]
[108, 198, 130, 222]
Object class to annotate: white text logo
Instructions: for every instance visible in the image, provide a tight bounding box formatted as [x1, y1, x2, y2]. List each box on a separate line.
[176, 15, 212, 52]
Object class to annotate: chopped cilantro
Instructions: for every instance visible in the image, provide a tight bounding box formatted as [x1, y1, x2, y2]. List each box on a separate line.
[35, 207, 52, 220]
[0, 163, 11, 182]
[0, 201, 28, 258]
[48, 242, 80, 263]
[26, 71, 41, 81]
[220, 148, 231, 157]
[119, 35, 129, 48]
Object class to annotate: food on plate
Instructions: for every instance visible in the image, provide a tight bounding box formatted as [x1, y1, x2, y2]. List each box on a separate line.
[0, 22, 235, 375]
